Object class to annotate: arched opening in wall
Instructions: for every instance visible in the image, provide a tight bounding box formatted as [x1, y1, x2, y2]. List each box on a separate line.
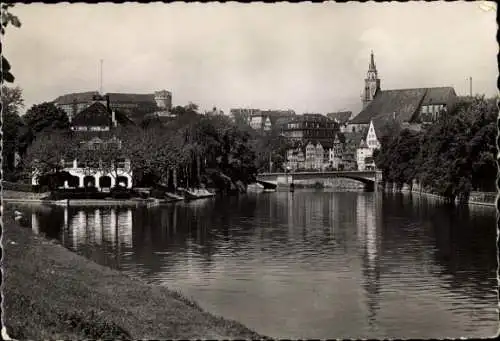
[99, 175, 112, 188]
[68, 176, 80, 188]
[116, 176, 128, 188]
[83, 175, 96, 188]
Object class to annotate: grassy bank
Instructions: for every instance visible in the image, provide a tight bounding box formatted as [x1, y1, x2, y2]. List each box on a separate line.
[2, 207, 267, 339]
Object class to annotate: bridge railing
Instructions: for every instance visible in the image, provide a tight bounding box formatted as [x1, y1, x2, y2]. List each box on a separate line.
[258, 170, 381, 176]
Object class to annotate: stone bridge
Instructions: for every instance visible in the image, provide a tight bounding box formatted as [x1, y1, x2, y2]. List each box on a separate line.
[256, 170, 383, 191]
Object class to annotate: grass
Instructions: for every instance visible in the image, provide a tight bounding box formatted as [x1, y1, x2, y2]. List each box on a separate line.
[1, 206, 269, 339]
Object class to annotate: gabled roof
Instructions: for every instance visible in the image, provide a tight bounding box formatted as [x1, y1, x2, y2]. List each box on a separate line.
[359, 139, 368, 149]
[71, 102, 112, 127]
[351, 87, 456, 124]
[327, 111, 352, 124]
[54, 91, 100, 105]
[113, 109, 136, 126]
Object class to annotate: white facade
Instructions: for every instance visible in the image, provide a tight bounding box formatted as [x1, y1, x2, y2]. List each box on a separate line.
[263, 117, 272, 131]
[366, 121, 381, 150]
[249, 115, 264, 129]
[31, 158, 133, 190]
[356, 140, 373, 171]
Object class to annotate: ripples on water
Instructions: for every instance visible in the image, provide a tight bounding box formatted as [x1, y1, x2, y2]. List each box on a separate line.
[14, 190, 499, 339]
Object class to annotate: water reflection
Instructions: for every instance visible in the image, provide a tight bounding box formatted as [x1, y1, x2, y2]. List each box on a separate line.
[14, 191, 498, 339]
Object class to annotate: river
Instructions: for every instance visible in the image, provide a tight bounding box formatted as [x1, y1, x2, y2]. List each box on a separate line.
[15, 190, 498, 338]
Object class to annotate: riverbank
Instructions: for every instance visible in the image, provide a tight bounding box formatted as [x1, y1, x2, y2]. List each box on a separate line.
[396, 186, 497, 207]
[2, 190, 175, 207]
[2, 206, 266, 339]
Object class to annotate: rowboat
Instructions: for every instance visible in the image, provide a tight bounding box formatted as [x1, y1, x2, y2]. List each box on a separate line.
[183, 188, 216, 200]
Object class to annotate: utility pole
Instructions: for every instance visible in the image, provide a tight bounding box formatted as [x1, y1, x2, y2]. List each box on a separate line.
[469, 76, 472, 97]
[99, 59, 103, 94]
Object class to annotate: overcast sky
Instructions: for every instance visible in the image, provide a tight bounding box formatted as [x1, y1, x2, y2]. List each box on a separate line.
[3, 1, 497, 115]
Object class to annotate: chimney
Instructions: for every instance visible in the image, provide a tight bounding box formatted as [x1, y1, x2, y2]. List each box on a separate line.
[112, 110, 117, 127]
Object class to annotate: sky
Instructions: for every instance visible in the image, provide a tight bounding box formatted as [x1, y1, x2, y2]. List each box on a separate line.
[3, 1, 498, 116]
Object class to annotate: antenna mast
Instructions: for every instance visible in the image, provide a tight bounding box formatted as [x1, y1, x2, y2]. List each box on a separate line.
[99, 59, 103, 94]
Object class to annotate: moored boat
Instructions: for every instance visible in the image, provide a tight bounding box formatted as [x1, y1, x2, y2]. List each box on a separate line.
[183, 188, 216, 200]
[247, 183, 265, 192]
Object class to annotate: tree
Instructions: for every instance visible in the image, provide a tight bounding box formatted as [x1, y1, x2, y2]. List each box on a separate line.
[375, 95, 498, 199]
[23, 102, 70, 137]
[1, 86, 26, 178]
[1, 3, 21, 83]
[22, 131, 76, 184]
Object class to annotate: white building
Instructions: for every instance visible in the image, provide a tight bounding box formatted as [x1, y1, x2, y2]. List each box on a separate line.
[356, 139, 373, 171]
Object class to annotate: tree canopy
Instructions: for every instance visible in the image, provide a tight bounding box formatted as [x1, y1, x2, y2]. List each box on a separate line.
[2, 86, 27, 179]
[375, 96, 497, 199]
[23, 102, 71, 137]
[1, 3, 21, 83]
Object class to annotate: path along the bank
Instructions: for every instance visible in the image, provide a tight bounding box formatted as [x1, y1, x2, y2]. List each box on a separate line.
[1, 206, 266, 340]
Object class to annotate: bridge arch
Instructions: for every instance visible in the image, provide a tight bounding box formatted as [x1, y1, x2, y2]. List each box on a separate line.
[256, 171, 381, 191]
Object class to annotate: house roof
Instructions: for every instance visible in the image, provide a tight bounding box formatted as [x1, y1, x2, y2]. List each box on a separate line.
[350, 86, 456, 124]
[54, 91, 100, 105]
[71, 102, 112, 127]
[359, 139, 368, 148]
[327, 111, 352, 124]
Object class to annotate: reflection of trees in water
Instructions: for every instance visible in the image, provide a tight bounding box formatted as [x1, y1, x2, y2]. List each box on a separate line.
[381, 193, 497, 304]
[34, 205, 66, 239]
[431, 205, 497, 303]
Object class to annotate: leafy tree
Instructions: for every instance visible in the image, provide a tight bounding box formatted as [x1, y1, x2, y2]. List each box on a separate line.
[23, 102, 70, 137]
[1, 3, 21, 83]
[377, 95, 498, 200]
[22, 131, 76, 183]
[1, 86, 27, 178]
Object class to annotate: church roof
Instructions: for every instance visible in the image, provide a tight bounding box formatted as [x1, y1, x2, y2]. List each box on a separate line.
[371, 113, 401, 140]
[421, 87, 457, 106]
[351, 86, 456, 124]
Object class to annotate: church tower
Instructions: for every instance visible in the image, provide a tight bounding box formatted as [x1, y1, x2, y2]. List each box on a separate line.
[361, 51, 381, 108]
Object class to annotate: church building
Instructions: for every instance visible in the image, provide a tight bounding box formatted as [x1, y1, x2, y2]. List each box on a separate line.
[348, 51, 458, 133]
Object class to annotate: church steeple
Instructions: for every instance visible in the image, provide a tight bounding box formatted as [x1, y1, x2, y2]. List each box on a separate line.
[369, 50, 376, 71]
[361, 50, 381, 108]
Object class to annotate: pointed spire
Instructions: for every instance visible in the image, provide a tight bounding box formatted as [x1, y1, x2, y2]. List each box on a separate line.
[369, 50, 376, 71]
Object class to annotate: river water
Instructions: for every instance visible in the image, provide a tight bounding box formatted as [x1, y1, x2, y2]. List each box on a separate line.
[16, 190, 499, 338]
